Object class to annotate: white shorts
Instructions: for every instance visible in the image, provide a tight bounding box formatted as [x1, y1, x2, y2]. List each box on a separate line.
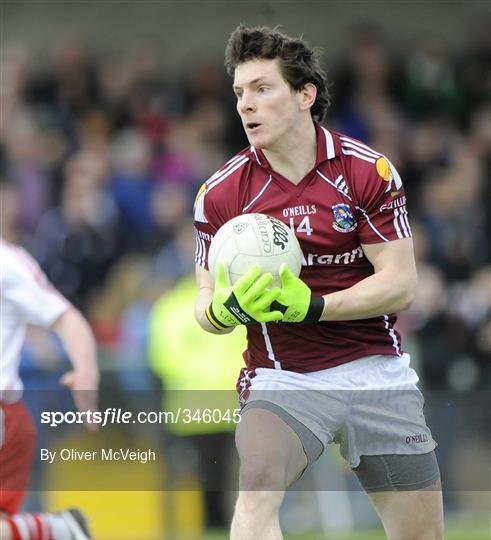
[242, 354, 436, 468]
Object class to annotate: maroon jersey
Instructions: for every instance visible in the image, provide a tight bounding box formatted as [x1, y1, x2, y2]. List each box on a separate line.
[194, 123, 412, 372]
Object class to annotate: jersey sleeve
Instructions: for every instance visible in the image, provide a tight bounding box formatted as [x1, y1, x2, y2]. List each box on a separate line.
[1, 246, 70, 327]
[353, 156, 412, 244]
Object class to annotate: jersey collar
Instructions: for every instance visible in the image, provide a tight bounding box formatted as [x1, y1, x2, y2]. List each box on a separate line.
[248, 122, 341, 169]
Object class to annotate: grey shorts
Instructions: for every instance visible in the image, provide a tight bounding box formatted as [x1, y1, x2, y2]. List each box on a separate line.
[242, 399, 440, 492]
[241, 355, 437, 471]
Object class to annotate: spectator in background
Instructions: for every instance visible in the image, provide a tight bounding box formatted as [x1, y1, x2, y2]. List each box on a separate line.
[419, 155, 486, 281]
[458, 15, 491, 114]
[2, 110, 56, 237]
[151, 183, 194, 250]
[331, 24, 399, 142]
[108, 129, 157, 250]
[0, 149, 21, 243]
[401, 36, 466, 123]
[33, 148, 120, 311]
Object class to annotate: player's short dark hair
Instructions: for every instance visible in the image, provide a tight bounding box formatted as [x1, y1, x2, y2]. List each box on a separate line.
[225, 24, 331, 122]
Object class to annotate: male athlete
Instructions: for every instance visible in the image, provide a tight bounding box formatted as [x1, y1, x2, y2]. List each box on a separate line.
[0, 238, 99, 540]
[194, 25, 443, 540]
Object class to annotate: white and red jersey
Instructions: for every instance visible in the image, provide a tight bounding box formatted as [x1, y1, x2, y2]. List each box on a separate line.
[0, 240, 69, 393]
[194, 123, 412, 373]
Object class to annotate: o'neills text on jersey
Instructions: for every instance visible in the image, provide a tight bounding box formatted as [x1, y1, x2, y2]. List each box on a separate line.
[282, 205, 317, 218]
[379, 196, 406, 212]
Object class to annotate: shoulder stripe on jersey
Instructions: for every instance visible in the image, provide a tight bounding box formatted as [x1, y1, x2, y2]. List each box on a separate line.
[208, 154, 244, 182]
[242, 175, 272, 212]
[194, 155, 249, 223]
[340, 136, 381, 156]
[356, 206, 389, 242]
[317, 170, 352, 201]
[321, 127, 336, 159]
[208, 155, 248, 186]
[250, 146, 262, 165]
[383, 315, 401, 356]
[341, 140, 380, 160]
[261, 323, 282, 370]
[208, 156, 249, 191]
[341, 148, 376, 164]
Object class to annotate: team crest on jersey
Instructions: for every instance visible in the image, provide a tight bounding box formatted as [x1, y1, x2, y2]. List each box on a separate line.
[331, 204, 357, 233]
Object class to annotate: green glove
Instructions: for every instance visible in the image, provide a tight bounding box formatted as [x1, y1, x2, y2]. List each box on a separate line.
[273, 264, 325, 323]
[206, 263, 284, 330]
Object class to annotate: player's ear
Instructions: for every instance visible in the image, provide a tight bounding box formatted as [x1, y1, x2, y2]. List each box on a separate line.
[298, 83, 317, 112]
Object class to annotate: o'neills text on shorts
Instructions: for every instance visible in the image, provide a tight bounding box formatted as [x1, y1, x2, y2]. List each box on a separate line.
[405, 434, 429, 444]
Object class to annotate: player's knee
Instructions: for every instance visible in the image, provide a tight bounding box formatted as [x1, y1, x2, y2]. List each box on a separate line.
[397, 529, 443, 540]
[416, 516, 444, 540]
[235, 488, 284, 515]
[239, 456, 288, 491]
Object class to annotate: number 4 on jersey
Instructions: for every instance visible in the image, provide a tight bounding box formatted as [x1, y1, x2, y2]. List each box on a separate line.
[289, 216, 313, 236]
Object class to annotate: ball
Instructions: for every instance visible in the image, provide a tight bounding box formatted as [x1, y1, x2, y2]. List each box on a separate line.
[208, 213, 303, 287]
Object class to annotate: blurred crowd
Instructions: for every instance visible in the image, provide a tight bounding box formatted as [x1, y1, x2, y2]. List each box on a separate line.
[1, 21, 490, 396]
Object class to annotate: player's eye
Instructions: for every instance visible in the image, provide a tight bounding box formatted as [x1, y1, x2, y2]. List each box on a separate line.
[257, 86, 268, 93]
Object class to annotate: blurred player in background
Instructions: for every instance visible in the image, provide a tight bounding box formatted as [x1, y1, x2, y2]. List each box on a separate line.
[0, 194, 99, 540]
[194, 25, 443, 540]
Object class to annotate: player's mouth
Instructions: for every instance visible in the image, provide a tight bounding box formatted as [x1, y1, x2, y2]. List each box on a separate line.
[246, 122, 262, 133]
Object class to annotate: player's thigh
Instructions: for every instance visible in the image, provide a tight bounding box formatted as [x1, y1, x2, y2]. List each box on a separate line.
[355, 452, 443, 540]
[369, 480, 443, 540]
[236, 404, 310, 489]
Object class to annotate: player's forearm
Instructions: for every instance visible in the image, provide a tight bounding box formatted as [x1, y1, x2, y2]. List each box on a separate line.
[195, 286, 234, 334]
[320, 270, 417, 321]
[53, 308, 100, 385]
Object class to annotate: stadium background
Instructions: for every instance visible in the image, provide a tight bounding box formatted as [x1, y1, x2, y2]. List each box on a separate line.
[1, 1, 490, 539]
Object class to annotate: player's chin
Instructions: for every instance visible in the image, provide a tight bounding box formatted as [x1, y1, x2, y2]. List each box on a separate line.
[246, 133, 269, 149]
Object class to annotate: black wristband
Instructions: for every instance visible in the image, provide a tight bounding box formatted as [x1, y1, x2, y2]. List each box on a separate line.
[205, 303, 231, 331]
[304, 295, 325, 323]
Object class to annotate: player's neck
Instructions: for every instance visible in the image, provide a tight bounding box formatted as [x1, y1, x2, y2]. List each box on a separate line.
[262, 120, 317, 185]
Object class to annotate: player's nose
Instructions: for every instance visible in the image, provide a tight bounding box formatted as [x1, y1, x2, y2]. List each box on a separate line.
[239, 91, 256, 114]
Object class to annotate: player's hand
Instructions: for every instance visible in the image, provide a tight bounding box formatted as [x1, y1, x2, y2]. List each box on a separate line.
[206, 263, 283, 330]
[273, 264, 325, 323]
[60, 370, 100, 432]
